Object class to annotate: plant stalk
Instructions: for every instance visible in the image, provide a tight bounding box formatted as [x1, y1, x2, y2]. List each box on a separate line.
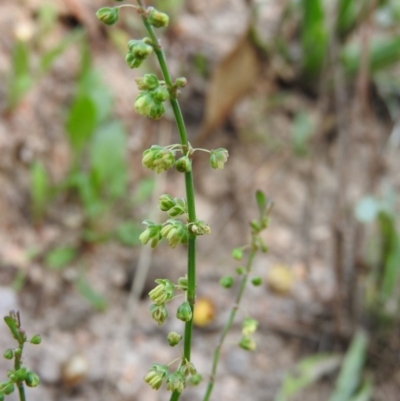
[203, 251, 256, 401]
[137, 3, 197, 400]
[14, 343, 26, 401]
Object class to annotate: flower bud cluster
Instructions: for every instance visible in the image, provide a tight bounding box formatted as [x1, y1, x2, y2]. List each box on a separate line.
[190, 220, 211, 236]
[126, 39, 153, 69]
[142, 145, 175, 173]
[144, 363, 169, 390]
[134, 74, 170, 120]
[160, 220, 188, 248]
[139, 220, 162, 248]
[176, 301, 192, 322]
[210, 148, 229, 169]
[239, 318, 259, 351]
[159, 195, 187, 217]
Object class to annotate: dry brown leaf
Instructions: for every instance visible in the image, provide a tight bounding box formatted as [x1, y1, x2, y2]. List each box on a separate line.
[196, 33, 260, 145]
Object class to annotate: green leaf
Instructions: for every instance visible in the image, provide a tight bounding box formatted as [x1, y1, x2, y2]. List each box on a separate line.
[7, 40, 33, 110]
[45, 247, 77, 270]
[76, 273, 107, 311]
[30, 161, 50, 223]
[348, 376, 373, 401]
[275, 354, 342, 401]
[90, 121, 127, 199]
[378, 212, 400, 302]
[66, 95, 97, 153]
[255, 190, 266, 216]
[4, 316, 21, 341]
[300, 0, 328, 76]
[132, 177, 155, 204]
[329, 331, 368, 401]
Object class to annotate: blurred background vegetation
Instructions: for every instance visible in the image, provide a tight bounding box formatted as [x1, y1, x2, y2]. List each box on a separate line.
[0, 0, 400, 400]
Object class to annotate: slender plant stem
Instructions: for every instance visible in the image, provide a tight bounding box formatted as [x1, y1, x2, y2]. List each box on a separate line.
[14, 343, 26, 401]
[203, 251, 256, 401]
[137, 3, 197, 400]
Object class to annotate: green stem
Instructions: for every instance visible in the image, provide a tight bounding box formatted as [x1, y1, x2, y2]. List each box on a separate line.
[14, 343, 26, 401]
[137, 4, 197, 401]
[202, 250, 256, 401]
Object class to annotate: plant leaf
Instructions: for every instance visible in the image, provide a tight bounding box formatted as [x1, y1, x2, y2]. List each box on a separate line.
[45, 247, 77, 270]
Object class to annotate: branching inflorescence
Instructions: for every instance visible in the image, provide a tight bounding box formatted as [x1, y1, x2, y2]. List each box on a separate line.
[96, 2, 272, 400]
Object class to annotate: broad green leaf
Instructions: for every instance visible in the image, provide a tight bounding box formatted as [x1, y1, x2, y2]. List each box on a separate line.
[329, 331, 368, 401]
[45, 247, 77, 270]
[4, 316, 21, 342]
[66, 95, 97, 153]
[90, 121, 127, 199]
[378, 212, 400, 302]
[275, 354, 342, 401]
[255, 190, 267, 217]
[348, 376, 373, 401]
[7, 40, 32, 110]
[76, 273, 107, 311]
[30, 161, 50, 223]
[300, 0, 328, 76]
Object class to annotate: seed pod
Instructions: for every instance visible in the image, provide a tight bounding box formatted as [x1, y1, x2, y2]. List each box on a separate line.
[96, 7, 119, 26]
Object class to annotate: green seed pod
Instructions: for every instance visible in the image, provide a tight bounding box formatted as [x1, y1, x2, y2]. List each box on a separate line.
[220, 275, 234, 289]
[231, 247, 243, 260]
[239, 336, 256, 351]
[251, 277, 262, 286]
[147, 7, 170, 28]
[167, 331, 182, 346]
[96, 7, 119, 26]
[175, 156, 192, 173]
[153, 87, 169, 102]
[188, 373, 202, 386]
[159, 194, 176, 211]
[30, 334, 42, 345]
[3, 349, 13, 360]
[176, 301, 192, 322]
[25, 372, 40, 387]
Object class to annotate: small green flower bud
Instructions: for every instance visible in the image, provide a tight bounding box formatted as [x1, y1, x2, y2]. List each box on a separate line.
[142, 145, 175, 173]
[159, 194, 176, 211]
[135, 92, 154, 117]
[30, 334, 42, 345]
[148, 101, 165, 120]
[168, 198, 187, 217]
[3, 349, 13, 360]
[175, 156, 192, 173]
[250, 219, 260, 232]
[153, 87, 170, 102]
[232, 248, 243, 260]
[149, 279, 175, 305]
[242, 318, 258, 336]
[14, 348, 22, 357]
[25, 372, 40, 387]
[239, 336, 256, 351]
[0, 391, 4, 401]
[130, 41, 153, 59]
[236, 267, 245, 275]
[210, 148, 229, 169]
[96, 7, 119, 26]
[144, 364, 169, 390]
[166, 371, 186, 393]
[150, 303, 169, 326]
[188, 373, 202, 386]
[176, 301, 192, 322]
[167, 331, 182, 346]
[139, 220, 162, 248]
[140, 73, 159, 90]
[2, 382, 14, 395]
[125, 53, 142, 69]
[190, 220, 211, 235]
[220, 275, 234, 289]
[160, 220, 188, 248]
[14, 368, 27, 382]
[175, 77, 187, 88]
[147, 7, 170, 28]
[179, 360, 197, 377]
[251, 277, 262, 286]
[177, 275, 188, 291]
